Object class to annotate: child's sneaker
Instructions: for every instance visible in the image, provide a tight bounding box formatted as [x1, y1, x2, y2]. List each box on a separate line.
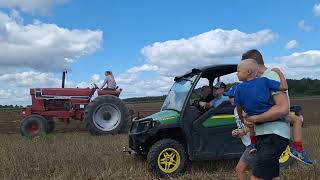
[248, 144, 257, 154]
[290, 147, 313, 165]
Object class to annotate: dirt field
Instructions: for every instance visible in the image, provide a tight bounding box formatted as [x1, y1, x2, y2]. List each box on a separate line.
[0, 97, 319, 134]
[0, 125, 319, 179]
[0, 97, 319, 179]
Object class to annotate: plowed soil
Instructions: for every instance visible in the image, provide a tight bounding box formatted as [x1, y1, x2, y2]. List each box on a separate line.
[0, 97, 319, 134]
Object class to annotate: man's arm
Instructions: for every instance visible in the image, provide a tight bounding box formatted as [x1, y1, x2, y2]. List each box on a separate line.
[245, 92, 289, 123]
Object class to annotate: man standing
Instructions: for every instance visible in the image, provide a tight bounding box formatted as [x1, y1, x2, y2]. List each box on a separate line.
[241, 49, 312, 180]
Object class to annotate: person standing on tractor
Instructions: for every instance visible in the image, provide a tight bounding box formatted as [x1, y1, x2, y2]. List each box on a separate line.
[100, 71, 117, 90]
[242, 49, 313, 166]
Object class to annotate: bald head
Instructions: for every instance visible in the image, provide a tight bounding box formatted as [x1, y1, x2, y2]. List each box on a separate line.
[237, 58, 259, 81]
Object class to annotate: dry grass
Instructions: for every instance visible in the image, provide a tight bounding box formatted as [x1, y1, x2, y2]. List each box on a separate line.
[0, 125, 319, 180]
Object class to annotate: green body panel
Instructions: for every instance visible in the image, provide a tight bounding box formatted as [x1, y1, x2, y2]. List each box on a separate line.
[143, 110, 180, 124]
[202, 114, 236, 127]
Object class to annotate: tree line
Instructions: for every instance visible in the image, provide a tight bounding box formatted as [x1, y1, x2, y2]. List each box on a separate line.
[0, 105, 23, 109]
[123, 78, 320, 102]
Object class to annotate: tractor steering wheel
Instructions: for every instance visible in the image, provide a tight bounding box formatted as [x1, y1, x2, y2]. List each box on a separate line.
[92, 83, 99, 89]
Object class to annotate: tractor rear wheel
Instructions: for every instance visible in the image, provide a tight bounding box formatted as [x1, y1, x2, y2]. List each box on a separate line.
[84, 95, 129, 135]
[20, 115, 47, 137]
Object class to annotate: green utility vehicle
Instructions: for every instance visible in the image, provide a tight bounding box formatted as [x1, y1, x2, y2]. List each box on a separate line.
[126, 64, 295, 177]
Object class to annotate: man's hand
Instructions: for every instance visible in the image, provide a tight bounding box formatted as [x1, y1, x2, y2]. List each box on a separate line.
[199, 101, 211, 109]
[243, 118, 254, 127]
[199, 101, 207, 108]
[271, 67, 281, 74]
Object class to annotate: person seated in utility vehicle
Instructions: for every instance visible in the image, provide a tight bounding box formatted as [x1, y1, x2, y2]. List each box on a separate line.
[193, 85, 215, 112]
[100, 71, 117, 90]
[199, 82, 229, 110]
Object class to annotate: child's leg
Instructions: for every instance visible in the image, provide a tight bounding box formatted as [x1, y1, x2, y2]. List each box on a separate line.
[235, 158, 249, 180]
[286, 114, 313, 164]
[286, 114, 303, 152]
[249, 127, 257, 153]
[249, 127, 256, 144]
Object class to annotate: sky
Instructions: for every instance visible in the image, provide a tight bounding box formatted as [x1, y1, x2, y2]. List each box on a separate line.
[0, 0, 319, 105]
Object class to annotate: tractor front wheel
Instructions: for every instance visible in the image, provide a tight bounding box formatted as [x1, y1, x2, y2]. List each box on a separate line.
[20, 115, 47, 137]
[84, 95, 129, 135]
[46, 119, 55, 134]
[147, 139, 187, 178]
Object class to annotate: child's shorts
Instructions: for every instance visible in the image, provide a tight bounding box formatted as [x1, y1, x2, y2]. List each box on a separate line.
[239, 146, 256, 168]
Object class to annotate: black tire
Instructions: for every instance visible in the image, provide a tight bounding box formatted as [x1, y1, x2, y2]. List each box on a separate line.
[147, 139, 187, 178]
[46, 119, 55, 134]
[20, 115, 47, 137]
[279, 145, 295, 170]
[84, 95, 129, 135]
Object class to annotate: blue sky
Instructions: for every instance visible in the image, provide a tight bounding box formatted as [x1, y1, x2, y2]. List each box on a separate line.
[0, 0, 320, 105]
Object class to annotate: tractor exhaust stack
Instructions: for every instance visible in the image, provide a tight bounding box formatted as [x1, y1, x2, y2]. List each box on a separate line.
[62, 70, 67, 88]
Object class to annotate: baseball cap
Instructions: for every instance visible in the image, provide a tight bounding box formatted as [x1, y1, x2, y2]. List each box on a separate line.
[224, 85, 238, 97]
[213, 82, 226, 89]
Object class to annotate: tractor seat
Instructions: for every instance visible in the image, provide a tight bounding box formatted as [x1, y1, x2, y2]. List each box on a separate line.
[97, 89, 121, 97]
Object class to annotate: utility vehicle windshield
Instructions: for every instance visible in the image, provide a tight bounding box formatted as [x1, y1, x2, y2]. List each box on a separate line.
[161, 75, 197, 112]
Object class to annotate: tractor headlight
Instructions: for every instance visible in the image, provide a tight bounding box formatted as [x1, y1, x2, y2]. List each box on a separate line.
[150, 121, 160, 128]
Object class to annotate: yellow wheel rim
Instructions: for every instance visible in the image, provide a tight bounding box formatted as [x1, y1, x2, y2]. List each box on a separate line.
[157, 148, 181, 173]
[279, 145, 291, 163]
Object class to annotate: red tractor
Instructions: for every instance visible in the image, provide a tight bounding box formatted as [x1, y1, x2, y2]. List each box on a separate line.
[20, 71, 129, 137]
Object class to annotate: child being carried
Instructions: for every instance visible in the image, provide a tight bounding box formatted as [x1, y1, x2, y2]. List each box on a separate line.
[234, 59, 288, 153]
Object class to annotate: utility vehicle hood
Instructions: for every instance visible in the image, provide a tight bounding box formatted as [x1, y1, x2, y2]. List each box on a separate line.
[143, 110, 180, 124]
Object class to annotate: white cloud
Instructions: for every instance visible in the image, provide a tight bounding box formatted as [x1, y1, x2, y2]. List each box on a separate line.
[0, 0, 71, 15]
[0, 71, 75, 88]
[278, 50, 320, 68]
[119, 76, 173, 98]
[298, 20, 313, 32]
[0, 88, 29, 105]
[285, 40, 299, 50]
[141, 29, 276, 76]
[0, 10, 103, 72]
[90, 74, 100, 82]
[273, 50, 320, 79]
[313, 3, 320, 16]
